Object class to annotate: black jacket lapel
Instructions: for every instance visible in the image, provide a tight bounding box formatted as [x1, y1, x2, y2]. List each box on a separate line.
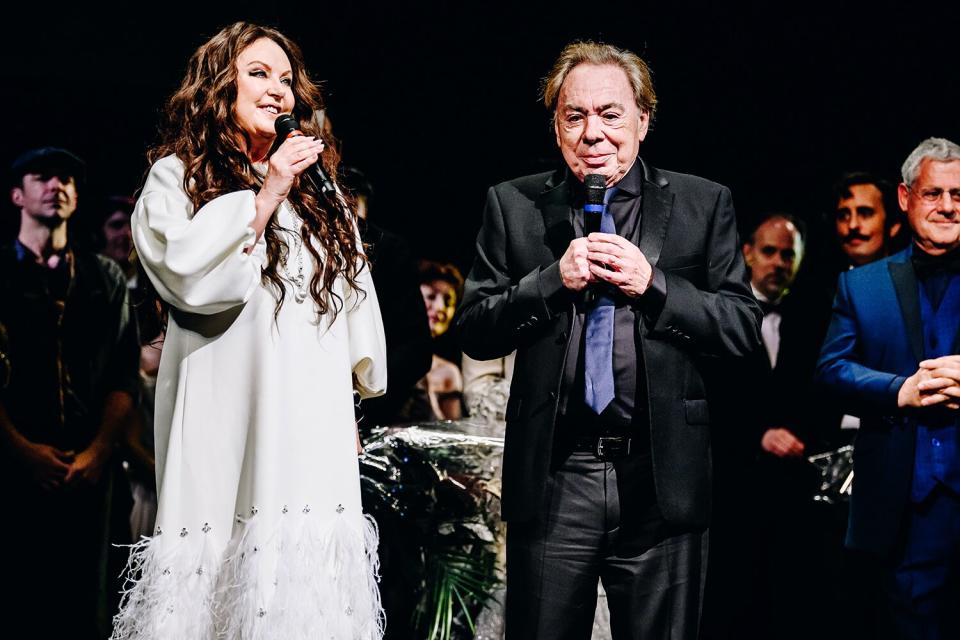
[638, 160, 674, 268]
[538, 170, 574, 260]
[888, 259, 924, 363]
[537, 161, 674, 266]
[949, 278, 960, 354]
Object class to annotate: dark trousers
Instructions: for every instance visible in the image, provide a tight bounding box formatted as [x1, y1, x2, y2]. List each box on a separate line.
[885, 485, 960, 640]
[3, 471, 115, 640]
[750, 456, 853, 640]
[505, 451, 708, 640]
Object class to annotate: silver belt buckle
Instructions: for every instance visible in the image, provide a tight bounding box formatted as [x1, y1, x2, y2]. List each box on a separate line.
[596, 437, 630, 459]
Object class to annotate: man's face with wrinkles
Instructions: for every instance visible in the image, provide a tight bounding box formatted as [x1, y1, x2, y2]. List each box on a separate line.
[554, 63, 648, 187]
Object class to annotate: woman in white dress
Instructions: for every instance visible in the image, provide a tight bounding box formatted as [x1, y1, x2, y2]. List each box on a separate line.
[112, 22, 387, 640]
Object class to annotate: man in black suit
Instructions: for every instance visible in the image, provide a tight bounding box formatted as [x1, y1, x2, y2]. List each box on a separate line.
[742, 215, 834, 639]
[702, 213, 820, 640]
[744, 214, 807, 457]
[456, 41, 761, 639]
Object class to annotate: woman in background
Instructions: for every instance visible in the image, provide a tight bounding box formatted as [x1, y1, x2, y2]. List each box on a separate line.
[112, 22, 386, 639]
[418, 260, 464, 420]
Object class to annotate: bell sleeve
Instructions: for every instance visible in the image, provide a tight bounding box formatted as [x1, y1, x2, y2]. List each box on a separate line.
[132, 155, 268, 315]
[347, 255, 387, 400]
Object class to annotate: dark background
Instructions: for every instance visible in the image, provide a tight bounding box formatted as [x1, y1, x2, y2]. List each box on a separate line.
[2, 1, 957, 271]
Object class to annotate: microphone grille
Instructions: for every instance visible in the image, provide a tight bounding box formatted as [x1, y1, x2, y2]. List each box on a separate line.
[274, 114, 300, 137]
[584, 174, 606, 205]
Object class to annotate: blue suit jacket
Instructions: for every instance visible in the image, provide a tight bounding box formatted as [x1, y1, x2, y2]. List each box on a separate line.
[815, 246, 958, 554]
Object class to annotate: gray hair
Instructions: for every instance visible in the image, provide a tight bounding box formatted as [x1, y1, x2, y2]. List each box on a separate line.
[901, 137, 960, 186]
[541, 41, 657, 121]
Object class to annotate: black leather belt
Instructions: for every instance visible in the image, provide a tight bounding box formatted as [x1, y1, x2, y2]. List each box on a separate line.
[569, 435, 633, 460]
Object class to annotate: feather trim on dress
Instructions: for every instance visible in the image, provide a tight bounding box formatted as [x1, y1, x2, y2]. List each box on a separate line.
[111, 510, 384, 640]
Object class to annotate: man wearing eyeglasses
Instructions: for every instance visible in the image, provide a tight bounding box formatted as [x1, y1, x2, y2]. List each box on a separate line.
[817, 137, 960, 639]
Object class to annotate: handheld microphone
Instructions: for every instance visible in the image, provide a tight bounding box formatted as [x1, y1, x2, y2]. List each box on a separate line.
[583, 174, 606, 236]
[273, 114, 336, 196]
[583, 174, 608, 303]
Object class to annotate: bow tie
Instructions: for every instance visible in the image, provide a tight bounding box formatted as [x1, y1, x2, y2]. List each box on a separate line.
[755, 297, 780, 316]
[912, 247, 960, 279]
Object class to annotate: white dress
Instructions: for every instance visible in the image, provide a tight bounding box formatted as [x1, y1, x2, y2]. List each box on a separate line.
[112, 155, 387, 640]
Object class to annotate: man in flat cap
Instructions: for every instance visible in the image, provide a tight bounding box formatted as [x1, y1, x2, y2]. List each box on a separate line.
[0, 147, 139, 638]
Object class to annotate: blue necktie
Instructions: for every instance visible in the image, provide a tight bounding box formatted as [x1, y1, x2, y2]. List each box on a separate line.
[584, 187, 617, 414]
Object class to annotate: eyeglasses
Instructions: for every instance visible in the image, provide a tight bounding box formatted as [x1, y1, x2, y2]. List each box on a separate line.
[907, 186, 960, 204]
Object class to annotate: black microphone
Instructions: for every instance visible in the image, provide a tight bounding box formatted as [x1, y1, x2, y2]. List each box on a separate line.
[273, 114, 336, 196]
[583, 174, 606, 236]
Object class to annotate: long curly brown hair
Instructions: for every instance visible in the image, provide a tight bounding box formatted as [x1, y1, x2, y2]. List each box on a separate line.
[147, 22, 365, 319]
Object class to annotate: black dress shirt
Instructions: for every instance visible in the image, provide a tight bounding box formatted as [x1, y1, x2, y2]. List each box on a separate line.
[557, 160, 653, 437]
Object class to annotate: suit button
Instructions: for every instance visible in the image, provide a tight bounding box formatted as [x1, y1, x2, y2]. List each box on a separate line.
[548, 391, 557, 400]
[529, 315, 539, 323]
[933, 438, 941, 448]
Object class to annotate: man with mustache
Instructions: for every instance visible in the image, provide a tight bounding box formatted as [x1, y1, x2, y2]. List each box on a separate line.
[835, 172, 903, 268]
[817, 137, 960, 639]
[792, 174, 906, 443]
[0, 147, 139, 638]
[722, 174, 907, 639]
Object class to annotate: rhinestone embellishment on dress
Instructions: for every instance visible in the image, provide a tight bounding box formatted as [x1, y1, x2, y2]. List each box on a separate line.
[280, 228, 308, 303]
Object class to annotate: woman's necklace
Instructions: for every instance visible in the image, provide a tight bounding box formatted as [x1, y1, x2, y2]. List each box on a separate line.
[280, 228, 307, 303]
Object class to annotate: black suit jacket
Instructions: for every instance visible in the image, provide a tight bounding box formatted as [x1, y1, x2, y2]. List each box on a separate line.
[739, 291, 840, 451]
[714, 294, 825, 506]
[456, 160, 762, 525]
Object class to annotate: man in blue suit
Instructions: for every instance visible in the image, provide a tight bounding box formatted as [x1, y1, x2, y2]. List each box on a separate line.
[817, 137, 960, 639]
